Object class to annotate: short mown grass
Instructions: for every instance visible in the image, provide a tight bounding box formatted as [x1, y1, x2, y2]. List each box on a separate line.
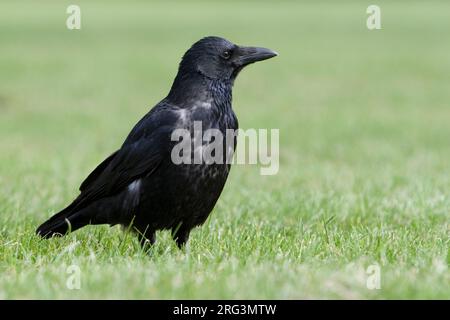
[0, 0, 449, 299]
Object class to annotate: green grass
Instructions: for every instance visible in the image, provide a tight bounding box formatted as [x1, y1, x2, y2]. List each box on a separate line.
[0, 0, 449, 299]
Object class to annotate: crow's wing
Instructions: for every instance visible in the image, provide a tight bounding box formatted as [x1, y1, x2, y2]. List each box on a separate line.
[79, 150, 119, 192]
[73, 124, 174, 210]
[74, 100, 180, 210]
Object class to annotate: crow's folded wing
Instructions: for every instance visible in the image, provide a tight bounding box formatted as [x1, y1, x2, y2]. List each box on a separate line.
[79, 150, 119, 192]
[73, 125, 173, 210]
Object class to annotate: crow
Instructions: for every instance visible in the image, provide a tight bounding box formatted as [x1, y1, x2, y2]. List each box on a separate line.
[36, 36, 277, 248]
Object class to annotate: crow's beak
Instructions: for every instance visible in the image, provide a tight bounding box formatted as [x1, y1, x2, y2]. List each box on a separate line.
[235, 46, 278, 67]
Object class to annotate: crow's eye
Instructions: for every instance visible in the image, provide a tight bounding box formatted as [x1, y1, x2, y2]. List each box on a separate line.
[222, 50, 232, 60]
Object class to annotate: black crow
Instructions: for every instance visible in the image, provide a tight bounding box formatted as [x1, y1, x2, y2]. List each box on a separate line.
[36, 36, 277, 248]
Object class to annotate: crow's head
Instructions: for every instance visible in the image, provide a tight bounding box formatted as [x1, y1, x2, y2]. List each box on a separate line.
[178, 36, 278, 81]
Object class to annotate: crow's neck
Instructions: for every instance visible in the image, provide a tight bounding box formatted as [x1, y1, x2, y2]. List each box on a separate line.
[167, 72, 233, 114]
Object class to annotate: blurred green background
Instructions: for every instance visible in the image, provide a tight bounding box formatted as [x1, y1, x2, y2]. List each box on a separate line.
[0, 0, 449, 299]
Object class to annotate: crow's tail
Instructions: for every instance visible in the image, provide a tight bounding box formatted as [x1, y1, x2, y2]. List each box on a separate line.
[36, 201, 82, 238]
[36, 196, 122, 238]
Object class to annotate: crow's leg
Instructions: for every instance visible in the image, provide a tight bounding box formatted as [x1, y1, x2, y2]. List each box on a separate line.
[172, 223, 191, 249]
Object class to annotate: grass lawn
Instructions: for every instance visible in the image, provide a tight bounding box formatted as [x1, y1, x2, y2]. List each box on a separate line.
[0, 0, 449, 299]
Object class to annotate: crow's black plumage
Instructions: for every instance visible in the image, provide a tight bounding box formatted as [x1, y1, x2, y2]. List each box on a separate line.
[36, 36, 277, 248]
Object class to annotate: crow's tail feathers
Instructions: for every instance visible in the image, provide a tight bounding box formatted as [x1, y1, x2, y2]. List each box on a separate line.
[35, 202, 81, 238]
[36, 197, 119, 239]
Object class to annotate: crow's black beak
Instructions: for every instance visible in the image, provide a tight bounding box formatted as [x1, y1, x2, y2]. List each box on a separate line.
[235, 46, 278, 67]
